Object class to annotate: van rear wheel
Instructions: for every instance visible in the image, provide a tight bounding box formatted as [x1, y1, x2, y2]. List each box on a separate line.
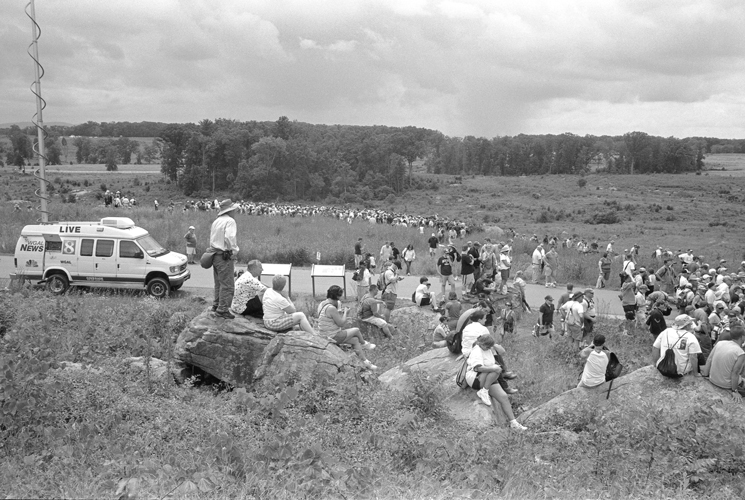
[147, 278, 170, 298]
[47, 274, 69, 295]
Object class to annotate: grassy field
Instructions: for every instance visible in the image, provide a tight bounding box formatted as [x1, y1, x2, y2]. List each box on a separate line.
[2, 156, 745, 498]
[2, 289, 742, 499]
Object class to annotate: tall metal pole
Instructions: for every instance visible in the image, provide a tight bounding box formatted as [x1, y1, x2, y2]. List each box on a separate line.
[28, 0, 48, 222]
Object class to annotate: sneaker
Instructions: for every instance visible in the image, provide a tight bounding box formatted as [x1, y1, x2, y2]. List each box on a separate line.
[211, 305, 218, 312]
[476, 388, 492, 406]
[510, 420, 527, 431]
[363, 360, 378, 370]
[363, 342, 376, 350]
[505, 388, 518, 395]
[503, 371, 517, 380]
[215, 310, 235, 319]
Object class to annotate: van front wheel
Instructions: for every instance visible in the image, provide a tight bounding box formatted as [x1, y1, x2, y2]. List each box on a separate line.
[147, 278, 170, 298]
[47, 274, 69, 295]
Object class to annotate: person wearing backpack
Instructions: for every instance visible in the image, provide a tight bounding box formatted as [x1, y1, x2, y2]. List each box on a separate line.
[652, 314, 702, 378]
[577, 334, 610, 388]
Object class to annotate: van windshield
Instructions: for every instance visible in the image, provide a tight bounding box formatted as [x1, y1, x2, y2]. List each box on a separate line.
[137, 235, 169, 257]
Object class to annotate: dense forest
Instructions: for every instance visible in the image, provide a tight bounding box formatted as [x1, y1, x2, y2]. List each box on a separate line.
[2, 119, 745, 202]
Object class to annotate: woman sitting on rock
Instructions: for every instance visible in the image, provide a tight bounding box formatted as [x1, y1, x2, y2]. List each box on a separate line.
[263, 275, 316, 335]
[317, 285, 378, 370]
[465, 334, 527, 431]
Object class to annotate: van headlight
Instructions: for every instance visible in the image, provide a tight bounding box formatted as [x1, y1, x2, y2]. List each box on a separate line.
[170, 265, 180, 273]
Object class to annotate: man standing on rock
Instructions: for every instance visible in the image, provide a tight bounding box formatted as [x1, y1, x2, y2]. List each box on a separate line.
[209, 199, 240, 319]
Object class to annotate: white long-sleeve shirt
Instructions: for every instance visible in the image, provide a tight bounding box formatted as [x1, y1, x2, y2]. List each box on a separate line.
[209, 215, 239, 252]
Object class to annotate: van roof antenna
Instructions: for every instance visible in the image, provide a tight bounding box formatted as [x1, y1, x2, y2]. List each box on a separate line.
[26, 0, 49, 223]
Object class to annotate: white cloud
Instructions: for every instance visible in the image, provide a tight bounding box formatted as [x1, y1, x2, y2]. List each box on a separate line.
[0, 0, 744, 138]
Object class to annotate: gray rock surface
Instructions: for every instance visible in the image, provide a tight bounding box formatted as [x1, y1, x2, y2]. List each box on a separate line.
[379, 347, 509, 428]
[175, 308, 365, 387]
[252, 331, 361, 386]
[174, 309, 277, 387]
[125, 356, 169, 381]
[518, 365, 744, 429]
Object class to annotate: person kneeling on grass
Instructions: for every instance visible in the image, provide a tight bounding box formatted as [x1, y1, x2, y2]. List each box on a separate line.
[358, 284, 396, 338]
[465, 334, 527, 431]
[263, 275, 316, 335]
[317, 285, 377, 370]
[577, 334, 610, 388]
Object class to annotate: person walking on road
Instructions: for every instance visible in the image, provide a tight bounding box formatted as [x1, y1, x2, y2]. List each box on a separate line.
[531, 244, 545, 284]
[184, 226, 197, 264]
[354, 238, 365, 268]
[209, 200, 240, 319]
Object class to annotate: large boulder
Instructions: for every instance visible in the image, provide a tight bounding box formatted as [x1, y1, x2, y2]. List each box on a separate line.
[175, 309, 366, 388]
[518, 365, 744, 429]
[379, 347, 509, 428]
[174, 310, 277, 387]
[252, 331, 361, 386]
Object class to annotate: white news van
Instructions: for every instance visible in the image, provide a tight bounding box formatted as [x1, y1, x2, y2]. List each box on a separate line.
[13, 217, 190, 298]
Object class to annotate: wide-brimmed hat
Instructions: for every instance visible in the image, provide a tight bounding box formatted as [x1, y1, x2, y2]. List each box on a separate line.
[217, 199, 239, 216]
[674, 314, 693, 329]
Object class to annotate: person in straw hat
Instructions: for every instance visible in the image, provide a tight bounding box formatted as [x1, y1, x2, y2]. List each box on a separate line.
[209, 199, 240, 319]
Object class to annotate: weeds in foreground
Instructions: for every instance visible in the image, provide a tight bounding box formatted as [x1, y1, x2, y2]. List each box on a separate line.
[1, 291, 744, 499]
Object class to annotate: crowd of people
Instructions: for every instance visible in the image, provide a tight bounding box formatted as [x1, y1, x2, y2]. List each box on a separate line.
[197, 197, 744, 432]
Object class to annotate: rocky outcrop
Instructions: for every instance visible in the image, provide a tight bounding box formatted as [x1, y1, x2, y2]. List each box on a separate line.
[175, 309, 366, 388]
[517, 365, 744, 430]
[174, 310, 277, 387]
[252, 331, 361, 386]
[379, 347, 509, 428]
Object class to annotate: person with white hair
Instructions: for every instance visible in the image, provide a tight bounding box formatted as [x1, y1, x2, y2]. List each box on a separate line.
[263, 275, 315, 334]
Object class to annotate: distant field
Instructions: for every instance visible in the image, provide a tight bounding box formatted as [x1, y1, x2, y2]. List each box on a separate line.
[44, 163, 161, 173]
[702, 153, 745, 176]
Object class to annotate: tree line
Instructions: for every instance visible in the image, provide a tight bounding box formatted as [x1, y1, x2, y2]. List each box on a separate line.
[2, 119, 744, 201]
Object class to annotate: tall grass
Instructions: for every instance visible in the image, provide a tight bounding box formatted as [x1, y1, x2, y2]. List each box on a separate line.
[2, 290, 742, 499]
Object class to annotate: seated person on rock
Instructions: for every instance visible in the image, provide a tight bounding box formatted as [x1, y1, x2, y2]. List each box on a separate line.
[461, 310, 517, 393]
[577, 334, 609, 388]
[465, 333, 526, 431]
[230, 259, 267, 318]
[444, 292, 461, 331]
[262, 275, 316, 335]
[433, 315, 450, 348]
[317, 285, 377, 370]
[358, 284, 396, 338]
[414, 277, 440, 311]
[701, 324, 745, 401]
[652, 314, 702, 378]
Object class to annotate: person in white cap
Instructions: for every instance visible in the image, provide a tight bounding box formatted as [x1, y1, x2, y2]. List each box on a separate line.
[184, 225, 197, 264]
[209, 199, 240, 319]
[652, 314, 702, 377]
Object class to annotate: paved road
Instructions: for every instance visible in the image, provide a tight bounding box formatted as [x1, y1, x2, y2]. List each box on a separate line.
[0, 254, 625, 316]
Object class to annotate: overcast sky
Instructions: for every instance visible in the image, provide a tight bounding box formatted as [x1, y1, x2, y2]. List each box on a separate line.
[1, 0, 744, 138]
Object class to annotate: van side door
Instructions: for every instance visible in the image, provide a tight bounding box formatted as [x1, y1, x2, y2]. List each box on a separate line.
[94, 239, 118, 281]
[78, 238, 96, 280]
[117, 240, 148, 284]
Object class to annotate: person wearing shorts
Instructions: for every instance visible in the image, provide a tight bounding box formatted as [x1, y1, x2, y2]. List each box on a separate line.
[358, 285, 396, 338]
[437, 248, 457, 299]
[262, 275, 316, 334]
[184, 226, 197, 264]
[317, 286, 377, 370]
[380, 261, 403, 320]
[562, 292, 585, 349]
